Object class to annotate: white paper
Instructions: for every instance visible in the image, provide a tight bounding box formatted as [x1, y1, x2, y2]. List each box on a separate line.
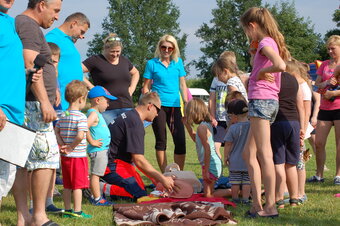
[304, 122, 314, 140]
[0, 121, 36, 167]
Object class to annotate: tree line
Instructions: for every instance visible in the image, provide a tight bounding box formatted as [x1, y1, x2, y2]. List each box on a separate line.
[87, 0, 340, 96]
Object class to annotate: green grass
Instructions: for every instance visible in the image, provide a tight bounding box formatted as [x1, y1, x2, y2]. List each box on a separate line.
[1, 127, 340, 225]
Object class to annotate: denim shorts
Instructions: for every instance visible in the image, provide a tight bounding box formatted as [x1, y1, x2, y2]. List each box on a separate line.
[248, 99, 279, 123]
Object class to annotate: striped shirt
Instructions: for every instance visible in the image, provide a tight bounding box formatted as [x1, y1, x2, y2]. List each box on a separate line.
[56, 110, 88, 157]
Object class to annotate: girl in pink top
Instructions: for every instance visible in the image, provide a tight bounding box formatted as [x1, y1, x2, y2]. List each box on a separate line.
[309, 35, 340, 185]
[240, 7, 290, 218]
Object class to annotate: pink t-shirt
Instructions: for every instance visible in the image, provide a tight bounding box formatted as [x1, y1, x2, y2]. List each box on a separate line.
[248, 37, 281, 100]
[317, 60, 340, 110]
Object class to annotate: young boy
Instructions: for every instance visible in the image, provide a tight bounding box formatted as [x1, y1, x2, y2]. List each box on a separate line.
[55, 80, 92, 218]
[224, 99, 251, 204]
[87, 86, 117, 206]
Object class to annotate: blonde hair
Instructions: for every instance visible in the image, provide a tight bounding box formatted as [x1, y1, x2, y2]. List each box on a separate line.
[103, 33, 123, 51]
[286, 60, 311, 88]
[185, 98, 211, 125]
[155, 34, 180, 62]
[211, 51, 240, 78]
[326, 35, 340, 48]
[65, 80, 88, 103]
[240, 7, 291, 61]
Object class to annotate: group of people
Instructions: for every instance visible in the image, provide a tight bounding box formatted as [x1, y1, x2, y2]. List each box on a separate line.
[1, 0, 340, 225]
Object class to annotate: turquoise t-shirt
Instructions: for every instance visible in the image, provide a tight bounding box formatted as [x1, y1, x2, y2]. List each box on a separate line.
[45, 28, 83, 110]
[0, 12, 25, 125]
[195, 121, 222, 178]
[143, 57, 186, 107]
[87, 109, 111, 153]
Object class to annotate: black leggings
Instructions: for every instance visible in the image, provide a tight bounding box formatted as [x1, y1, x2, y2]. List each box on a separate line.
[152, 106, 186, 155]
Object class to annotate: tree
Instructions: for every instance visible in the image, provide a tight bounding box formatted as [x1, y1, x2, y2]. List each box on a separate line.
[268, 1, 321, 63]
[194, 0, 321, 79]
[87, 0, 187, 100]
[193, 0, 260, 79]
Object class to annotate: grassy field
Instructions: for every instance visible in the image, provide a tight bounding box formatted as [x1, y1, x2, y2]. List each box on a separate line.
[1, 126, 340, 225]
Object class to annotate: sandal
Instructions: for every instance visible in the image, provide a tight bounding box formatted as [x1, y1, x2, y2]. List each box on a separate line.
[289, 198, 299, 207]
[276, 199, 285, 209]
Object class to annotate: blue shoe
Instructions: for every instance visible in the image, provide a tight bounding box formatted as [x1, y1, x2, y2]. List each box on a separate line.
[46, 204, 64, 213]
[307, 175, 324, 183]
[90, 197, 113, 206]
[55, 176, 63, 185]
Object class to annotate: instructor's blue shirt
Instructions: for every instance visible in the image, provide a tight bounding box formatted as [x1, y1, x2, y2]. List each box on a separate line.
[143, 57, 186, 107]
[0, 12, 25, 125]
[46, 28, 83, 110]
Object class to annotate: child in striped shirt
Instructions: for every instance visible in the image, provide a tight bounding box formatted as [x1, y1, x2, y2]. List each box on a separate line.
[55, 80, 92, 219]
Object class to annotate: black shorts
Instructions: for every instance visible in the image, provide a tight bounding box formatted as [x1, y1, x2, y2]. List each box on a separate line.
[318, 109, 340, 121]
[270, 120, 300, 165]
[213, 121, 227, 143]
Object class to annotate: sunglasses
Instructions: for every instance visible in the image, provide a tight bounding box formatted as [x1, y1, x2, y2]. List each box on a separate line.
[160, 45, 174, 52]
[106, 37, 121, 43]
[151, 103, 161, 113]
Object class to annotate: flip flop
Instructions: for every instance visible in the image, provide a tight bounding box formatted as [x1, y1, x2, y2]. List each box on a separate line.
[42, 220, 59, 226]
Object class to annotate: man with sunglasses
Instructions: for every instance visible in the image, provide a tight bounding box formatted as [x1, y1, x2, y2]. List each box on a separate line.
[101, 92, 177, 200]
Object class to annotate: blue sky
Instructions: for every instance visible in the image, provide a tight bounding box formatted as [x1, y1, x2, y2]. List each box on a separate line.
[9, 0, 339, 77]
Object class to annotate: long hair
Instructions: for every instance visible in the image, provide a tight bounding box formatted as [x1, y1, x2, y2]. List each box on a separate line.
[286, 60, 312, 88]
[154, 34, 180, 62]
[240, 7, 290, 61]
[185, 98, 211, 125]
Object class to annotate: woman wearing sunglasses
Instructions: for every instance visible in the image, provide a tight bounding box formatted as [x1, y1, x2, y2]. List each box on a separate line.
[142, 34, 188, 173]
[82, 33, 140, 124]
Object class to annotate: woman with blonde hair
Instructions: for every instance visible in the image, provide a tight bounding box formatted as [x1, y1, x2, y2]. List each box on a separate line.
[82, 33, 140, 124]
[308, 35, 340, 185]
[142, 34, 188, 172]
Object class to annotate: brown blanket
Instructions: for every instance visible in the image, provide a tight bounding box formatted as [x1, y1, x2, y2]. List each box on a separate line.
[113, 201, 237, 225]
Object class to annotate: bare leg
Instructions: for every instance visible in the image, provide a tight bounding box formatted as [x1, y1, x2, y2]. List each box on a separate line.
[156, 150, 167, 173]
[251, 118, 277, 216]
[174, 154, 185, 171]
[63, 189, 72, 210]
[242, 185, 251, 200]
[243, 128, 262, 213]
[204, 181, 214, 198]
[231, 185, 240, 200]
[285, 164, 298, 201]
[297, 168, 306, 198]
[333, 121, 340, 176]
[46, 169, 56, 201]
[213, 188, 232, 197]
[90, 174, 101, 199]
[315, 120, 332, 178]
[12, 168, 31, 226]
[73, 189, 82, 212]
[31, 168, 54, 226]
[274, 164, 286, 202]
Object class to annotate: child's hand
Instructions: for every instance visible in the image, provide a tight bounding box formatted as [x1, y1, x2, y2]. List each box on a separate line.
[299, 130, 305, 147]
[328, 77, 338, 86]
[224, 157, 229, 166]
[91, 139, 103, 147]
[60, 145, 72, 155]
[256, 71, 274, 82]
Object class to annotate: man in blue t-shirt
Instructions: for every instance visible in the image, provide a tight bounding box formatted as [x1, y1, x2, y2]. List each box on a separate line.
[46, 12, 90, 110]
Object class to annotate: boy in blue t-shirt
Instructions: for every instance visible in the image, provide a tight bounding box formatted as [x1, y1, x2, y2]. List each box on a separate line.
[224, 99, 251, 204]
[87, 86, 117, 206]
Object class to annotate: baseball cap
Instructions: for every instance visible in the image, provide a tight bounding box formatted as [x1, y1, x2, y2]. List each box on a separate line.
[88, 86, 117, 100]
[227, 99, 248, 115]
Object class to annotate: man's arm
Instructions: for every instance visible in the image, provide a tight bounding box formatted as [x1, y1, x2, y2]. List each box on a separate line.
[23, 49, 56, 122]
[132, 154, 176, 192]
